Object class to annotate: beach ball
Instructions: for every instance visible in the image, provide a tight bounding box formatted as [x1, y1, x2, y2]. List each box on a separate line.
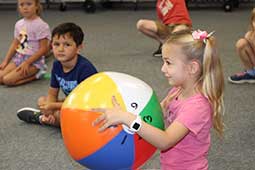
[61, 72, 164, 170]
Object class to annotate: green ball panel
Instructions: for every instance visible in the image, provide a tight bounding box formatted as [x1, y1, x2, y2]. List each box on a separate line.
[139, 91, 165, 130]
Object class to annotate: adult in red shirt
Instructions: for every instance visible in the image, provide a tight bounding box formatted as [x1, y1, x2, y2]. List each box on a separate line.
[137, 0, 192, 57]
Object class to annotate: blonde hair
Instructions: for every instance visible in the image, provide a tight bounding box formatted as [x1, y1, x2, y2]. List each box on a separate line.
[17, 0, 43, 16]
[249, 8, 255, 31]
[164, 30, 225, 137]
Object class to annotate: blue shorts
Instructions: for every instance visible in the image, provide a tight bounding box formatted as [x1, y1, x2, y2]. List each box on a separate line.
[12, 52, 45, 70]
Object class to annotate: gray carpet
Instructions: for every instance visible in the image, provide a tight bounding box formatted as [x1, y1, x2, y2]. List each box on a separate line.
[0, 3, 255, 170]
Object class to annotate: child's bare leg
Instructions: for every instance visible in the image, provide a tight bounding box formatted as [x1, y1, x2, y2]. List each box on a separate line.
[37, 96, 47, 107]
[136, 19, 163, 43]
[236, 38, 255, 69]
[0, 62, 17, 84]
[2, 65, 38, 86]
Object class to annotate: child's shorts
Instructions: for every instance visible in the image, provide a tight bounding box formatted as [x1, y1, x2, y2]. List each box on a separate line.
[12, 52, 45, 70]
[155, 21, 191, 39]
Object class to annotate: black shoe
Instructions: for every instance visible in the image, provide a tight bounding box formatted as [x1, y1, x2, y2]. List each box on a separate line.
[17, 107, 42, 124]
[152, 44, 162, 57]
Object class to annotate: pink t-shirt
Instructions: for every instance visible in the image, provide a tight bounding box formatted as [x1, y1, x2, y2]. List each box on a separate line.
[14, 17, 51, 56]
[160, 88, 212, 170]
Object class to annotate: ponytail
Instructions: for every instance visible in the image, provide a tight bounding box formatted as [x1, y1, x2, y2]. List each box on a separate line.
[202, 36, 224, 137]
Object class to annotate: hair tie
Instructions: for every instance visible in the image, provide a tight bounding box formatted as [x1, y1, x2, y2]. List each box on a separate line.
[192, 30, 215, 44]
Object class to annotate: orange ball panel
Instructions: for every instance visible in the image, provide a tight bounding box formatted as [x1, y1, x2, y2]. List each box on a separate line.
[61, 108, 122, 160]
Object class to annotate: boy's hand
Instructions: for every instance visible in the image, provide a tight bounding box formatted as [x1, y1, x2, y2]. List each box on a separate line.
[41, 114, 56, 125]
[39, 103, 54, 116]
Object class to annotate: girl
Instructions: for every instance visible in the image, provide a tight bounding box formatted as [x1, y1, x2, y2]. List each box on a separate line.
[228, 8, 255, 84]
[93, 30, 224, 170]
[0, 0, 51, 86]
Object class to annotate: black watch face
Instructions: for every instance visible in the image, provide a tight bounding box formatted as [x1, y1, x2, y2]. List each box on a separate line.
[133, 122, 140, 130]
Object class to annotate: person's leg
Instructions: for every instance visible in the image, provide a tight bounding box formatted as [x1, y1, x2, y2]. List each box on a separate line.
[236, 38, 254, 69]
[172, 24, 191, 33]
[137, 19, 171, 57]
[2, 64, 39, 86]
[37, 96, 47, 107]
[0, 62, 17, 84]
[37, 96, 60, 126]
[17, 96, 60, 126]
[228, 36, 255, 84]
[136, 19, 162, 42]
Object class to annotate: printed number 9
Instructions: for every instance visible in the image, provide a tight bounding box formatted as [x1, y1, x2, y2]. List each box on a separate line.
[131, 102, 138, 110]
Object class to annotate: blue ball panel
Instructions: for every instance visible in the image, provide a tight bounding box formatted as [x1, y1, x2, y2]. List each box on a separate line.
[78, 130, 135, 170]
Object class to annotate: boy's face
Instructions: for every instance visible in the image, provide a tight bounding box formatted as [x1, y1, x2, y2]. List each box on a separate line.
[52, 33, 82, 63]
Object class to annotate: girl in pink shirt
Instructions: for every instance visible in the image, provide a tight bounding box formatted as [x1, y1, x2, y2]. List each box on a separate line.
[0, 0, 50, 86]
[93, 29, 224, 170]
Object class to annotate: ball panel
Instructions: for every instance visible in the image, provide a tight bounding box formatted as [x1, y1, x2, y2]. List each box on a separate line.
[61, 108, 123, 160]
[105, 72, 152, 116]
[77, 131, 135, 170]
[139, 91, 164, 130]
[132, 134, 157, 170]
[62, 72, 126, 111]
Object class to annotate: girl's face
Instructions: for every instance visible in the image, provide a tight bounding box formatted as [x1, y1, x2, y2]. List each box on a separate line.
[161, 43, 190, 87]
[52, 33, 82, 64]
[18, 0, 38, 19]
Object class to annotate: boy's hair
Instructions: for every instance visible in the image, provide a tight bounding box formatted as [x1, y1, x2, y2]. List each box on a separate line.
[52, 23, 84, 46]
[164, 30, 224, 137]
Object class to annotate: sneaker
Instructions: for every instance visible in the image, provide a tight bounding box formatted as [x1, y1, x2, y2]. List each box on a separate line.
[35, 64, 48, 79]
[35, 69, 47, 79]
[152, 44, 162, 57]
[228, 71, 255, 84]
[17, 107, 42, 124]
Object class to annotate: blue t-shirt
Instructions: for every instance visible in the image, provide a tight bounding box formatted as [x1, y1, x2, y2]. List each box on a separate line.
[50, 54, 97, 96]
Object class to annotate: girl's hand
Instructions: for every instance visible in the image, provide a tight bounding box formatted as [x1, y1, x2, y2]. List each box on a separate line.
[0, 60, 8, 70]
[92, 96, 127, 132]
[16, 61, 29, 76]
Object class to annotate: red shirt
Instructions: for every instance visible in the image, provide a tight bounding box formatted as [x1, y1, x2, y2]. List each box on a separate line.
[156, 0, 192, 26]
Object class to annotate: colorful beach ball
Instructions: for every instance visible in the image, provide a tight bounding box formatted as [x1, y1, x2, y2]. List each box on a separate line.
[61, 72, 164, 170]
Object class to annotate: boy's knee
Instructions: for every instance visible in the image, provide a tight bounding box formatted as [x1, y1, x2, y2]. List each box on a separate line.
[37, 96, 47, 106]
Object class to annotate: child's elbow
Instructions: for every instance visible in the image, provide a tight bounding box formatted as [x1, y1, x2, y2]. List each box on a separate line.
[157, 141, 173, 151]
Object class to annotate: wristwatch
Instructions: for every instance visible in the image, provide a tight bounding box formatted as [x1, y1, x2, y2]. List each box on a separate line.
[130, 115, 142, 132]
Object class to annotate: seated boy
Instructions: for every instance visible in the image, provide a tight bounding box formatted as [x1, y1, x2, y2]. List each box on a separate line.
[17, 22, 98, 127]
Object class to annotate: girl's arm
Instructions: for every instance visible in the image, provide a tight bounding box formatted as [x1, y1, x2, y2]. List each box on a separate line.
[3, 39, 19, 63]
[93, 97, 189, 151]
[25, 38, 50, 65]
[126, 114, 189, 150]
